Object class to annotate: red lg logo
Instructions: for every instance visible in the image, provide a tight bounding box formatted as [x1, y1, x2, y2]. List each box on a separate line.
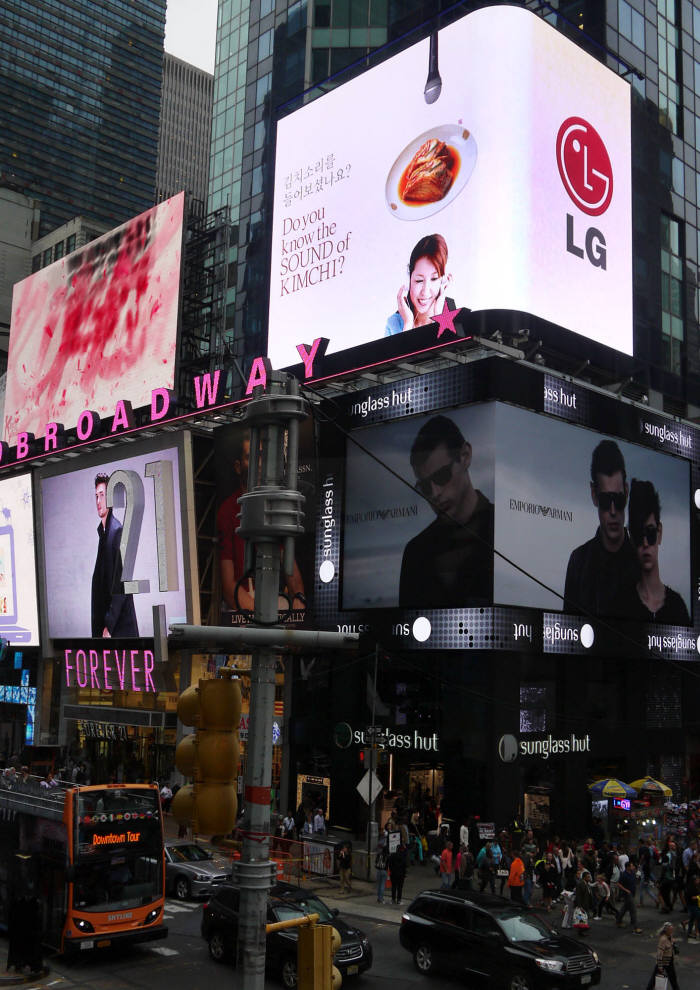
[556, 117, 613, 217]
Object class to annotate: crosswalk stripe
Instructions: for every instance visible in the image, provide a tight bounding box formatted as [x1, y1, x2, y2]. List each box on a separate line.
[164, 902, 196, 913]
[150, 946, 179, 956]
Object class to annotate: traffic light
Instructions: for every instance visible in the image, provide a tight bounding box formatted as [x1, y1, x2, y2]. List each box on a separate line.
[297, 924, 342, 990]
[172, 669, 241, 835]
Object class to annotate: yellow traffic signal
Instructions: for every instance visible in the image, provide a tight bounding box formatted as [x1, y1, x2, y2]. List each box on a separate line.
[172, 670, 241, 835]
[297, 924, 342, 990]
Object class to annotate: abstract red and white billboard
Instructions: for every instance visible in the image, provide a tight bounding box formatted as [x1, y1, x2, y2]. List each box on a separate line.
[268, 7, 632, 366]
[4, 192, 185, 446]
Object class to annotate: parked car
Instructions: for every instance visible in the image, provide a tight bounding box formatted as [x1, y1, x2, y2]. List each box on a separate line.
[201, 881, 373, 988]
[399, 889, 601, 990]
[164, 842, 233, 900]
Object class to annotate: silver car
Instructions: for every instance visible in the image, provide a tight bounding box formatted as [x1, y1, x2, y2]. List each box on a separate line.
[164, 842, 233, 900]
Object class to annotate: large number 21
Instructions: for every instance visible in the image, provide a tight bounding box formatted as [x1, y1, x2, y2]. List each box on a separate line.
[106, 460, 179, 594]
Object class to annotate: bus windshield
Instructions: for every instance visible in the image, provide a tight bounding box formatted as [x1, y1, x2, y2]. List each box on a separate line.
[73, 851, 161, 913]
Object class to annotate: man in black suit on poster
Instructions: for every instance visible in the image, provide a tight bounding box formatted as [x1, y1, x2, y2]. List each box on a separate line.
[91, 472, 139, 637]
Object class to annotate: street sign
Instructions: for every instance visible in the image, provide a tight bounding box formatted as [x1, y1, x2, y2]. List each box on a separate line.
[356, 769, 383, 805]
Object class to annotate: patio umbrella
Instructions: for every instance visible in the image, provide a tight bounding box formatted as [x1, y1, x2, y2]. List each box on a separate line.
[628, 777, 672, 797]
[588, 778, 637, 798]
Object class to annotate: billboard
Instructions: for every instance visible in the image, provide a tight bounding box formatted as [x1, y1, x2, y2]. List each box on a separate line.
[269, 6, 631, 367]
[4, 192, 185, 446]
[0, 474, 39, 646]
[37, 437, 192, 640]
[314, 360, 699, 658]
[213, 417, 316, 625]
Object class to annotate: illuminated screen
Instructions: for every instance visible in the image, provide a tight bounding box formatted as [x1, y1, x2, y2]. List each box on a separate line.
[315, 361, 699, 657]
[269, 6, 631, 368]
[0, 474, 39, 645]
[39, 441, 189, 639]
[4, 192, 185, 445]
[342, 403, 691, 621]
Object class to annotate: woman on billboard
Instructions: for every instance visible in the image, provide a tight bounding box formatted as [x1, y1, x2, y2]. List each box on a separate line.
[617, 479, 690, 625]
[385, 234, 454, 335]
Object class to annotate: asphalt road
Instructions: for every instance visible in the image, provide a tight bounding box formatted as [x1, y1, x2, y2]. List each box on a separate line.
[3, 896, 700, 989]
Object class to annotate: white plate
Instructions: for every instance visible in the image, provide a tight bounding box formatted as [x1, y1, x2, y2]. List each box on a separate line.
[385, 124, 477, 221]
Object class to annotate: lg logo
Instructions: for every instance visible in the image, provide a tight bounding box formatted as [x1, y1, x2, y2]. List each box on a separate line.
[557, 117, 612, 270]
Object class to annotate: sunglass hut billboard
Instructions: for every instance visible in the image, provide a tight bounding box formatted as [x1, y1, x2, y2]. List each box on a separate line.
[268, 5, 632, 368]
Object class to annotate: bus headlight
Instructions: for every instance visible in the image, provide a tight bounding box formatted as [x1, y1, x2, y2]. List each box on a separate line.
[74, 918, 95, 933]
[142, 907, 161, 925]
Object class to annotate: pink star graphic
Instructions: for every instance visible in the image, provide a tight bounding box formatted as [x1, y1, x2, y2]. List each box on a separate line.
[433, 301, 462, 338]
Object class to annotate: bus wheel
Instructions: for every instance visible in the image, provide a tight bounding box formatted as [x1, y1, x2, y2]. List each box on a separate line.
[175, 876, 191, 900]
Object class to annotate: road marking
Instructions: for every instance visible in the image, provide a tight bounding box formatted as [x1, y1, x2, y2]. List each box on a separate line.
[164, 902, 196, 913]
[150, 946, 179, 956]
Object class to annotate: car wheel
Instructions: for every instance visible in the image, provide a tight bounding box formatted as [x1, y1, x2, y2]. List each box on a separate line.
[280, 955, 297, 989]
[413, 943, 434, 975]
[174, 876, 191, 901]
[508, 972, 534, 990]
[208, 930, 232, 964]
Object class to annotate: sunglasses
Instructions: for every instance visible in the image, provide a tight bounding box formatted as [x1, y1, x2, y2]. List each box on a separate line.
[632, 524, 658, 547]
[596, 490, 627, 512]
[415, 459, 456, 497]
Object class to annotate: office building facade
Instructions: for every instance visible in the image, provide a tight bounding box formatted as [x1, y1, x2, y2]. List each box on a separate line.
[0, 0, 166, 238]
[156, 53, 214, 211]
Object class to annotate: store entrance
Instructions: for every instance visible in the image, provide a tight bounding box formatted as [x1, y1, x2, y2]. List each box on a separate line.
[408, 764, 444, 808]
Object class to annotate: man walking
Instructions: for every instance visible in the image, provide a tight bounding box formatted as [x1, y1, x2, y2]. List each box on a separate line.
[616, 860, 643, 934]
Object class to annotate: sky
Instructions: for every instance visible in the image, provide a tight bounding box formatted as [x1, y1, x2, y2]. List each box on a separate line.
[164, 0, 218, 74]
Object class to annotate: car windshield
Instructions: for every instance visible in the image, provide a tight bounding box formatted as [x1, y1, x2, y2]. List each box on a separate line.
[293, 895, 335, 924]
[169, 844, 211, 862]
[498, 912, 554, 943]
[272, 897, 335, 925]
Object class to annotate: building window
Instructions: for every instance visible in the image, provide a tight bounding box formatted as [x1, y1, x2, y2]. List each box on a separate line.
[657, 0, 680, 135]
[519, 684, 553, 734]
[660, 214, 683, 375]
[31, 255, 41, 273]
[42, 247, 53, 267]
[258, 28, 273, 62]
[66, 234, 77, 254]
[618, 0, 645, 49]
[54, 240, 65, 260]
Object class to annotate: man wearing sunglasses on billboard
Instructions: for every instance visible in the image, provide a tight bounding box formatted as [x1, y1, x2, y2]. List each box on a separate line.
[399, 414, 493, 608]
[563, 439, 637, 618]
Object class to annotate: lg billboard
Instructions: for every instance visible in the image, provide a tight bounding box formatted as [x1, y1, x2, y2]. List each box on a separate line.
[4, 192, 185, 446]
[269, 6, 631, 367]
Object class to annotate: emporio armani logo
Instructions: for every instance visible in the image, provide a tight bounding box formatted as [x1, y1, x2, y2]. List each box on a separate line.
[508, 498, 573, 523]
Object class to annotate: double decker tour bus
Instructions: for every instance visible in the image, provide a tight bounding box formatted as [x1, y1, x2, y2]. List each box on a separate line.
[0, 777, 166, 954]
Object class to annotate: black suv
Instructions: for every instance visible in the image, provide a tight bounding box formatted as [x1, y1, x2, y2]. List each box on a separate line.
[201, 881, 372, 988]
[399, 889, 601, 990]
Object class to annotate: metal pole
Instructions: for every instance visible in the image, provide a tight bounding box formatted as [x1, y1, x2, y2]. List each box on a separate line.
[366, 644, 379, 879]
[236, 376, 305, 990]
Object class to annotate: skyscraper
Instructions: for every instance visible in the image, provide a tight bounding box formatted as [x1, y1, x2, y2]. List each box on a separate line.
[156, 53, 214, 211]
[0, 0, 166, 238]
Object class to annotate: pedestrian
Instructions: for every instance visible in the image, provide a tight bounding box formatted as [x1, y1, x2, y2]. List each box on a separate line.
[337, 842, 352, 893]
[646, 922, 680, 990]
[508, 851, 526, 903]
[282, 809, 296, 840]
[638, 837, 659, 907]
[388, 843, 408, 905]
[456, 844, 474, 890]
[592, 873, 617, 919]
[616, 860, 643, 934]
[538, 852, 559, 912]
[684, 874, 700, 941]
[439, 840, 454, 889]
[159, 781, 173, 813]
[375, 842, 389, 903]
[477, 841, 496, 894]
[313, 808, 326, 834]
